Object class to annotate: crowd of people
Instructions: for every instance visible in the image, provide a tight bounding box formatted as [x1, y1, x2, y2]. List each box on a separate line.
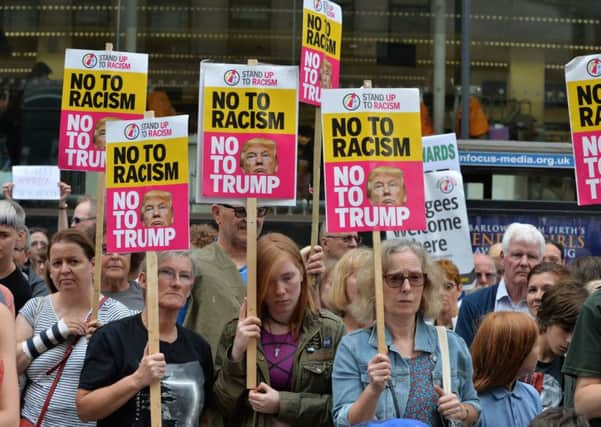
[0, 186, 600, 427]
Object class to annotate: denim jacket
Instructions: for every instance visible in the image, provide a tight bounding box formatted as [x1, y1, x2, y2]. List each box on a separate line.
[332, 316, 480, 426]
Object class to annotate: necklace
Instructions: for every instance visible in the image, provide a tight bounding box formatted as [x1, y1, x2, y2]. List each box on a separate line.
[264, 319, 291, 358]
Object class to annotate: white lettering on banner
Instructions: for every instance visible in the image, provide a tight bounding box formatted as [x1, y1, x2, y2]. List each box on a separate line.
[210, 174, 280, 193]
[334, 206, 410, 227]
[65, 149, 105, 168]
[113, 227, 176, 248]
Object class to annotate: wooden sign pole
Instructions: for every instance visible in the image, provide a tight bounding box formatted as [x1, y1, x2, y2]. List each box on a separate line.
[245, 59, 259, 390]
[308, 108, 322, 289]
[146, 251, 162, 427]
[90, 41, 113, 321]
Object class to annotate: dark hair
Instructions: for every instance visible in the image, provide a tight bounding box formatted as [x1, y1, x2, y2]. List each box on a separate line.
[49, 229, 95, 260]
[527, 262, 569, 283]
[529, 407, 589, 427]
[537, 280, 588, 333]
[29, 226, 49, 236]
[568, 256, 601, 284]
[545, 239, 565, 261]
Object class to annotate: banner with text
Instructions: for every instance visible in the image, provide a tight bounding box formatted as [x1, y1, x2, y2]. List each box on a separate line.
[566, 54, 601, 205]
[197, 62, 298, 204]
[300, 0, 342, 106]
[387, 170, 473, 276]
[58, 48, 148, 172]
[470, 215, 599, 262]
[105, 115, 189, 253]
[322, 88, 425, 232]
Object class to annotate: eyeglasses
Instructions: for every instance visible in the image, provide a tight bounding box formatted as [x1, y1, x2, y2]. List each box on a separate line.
[219, 203, 268, 218]
[383, 272, 426, 288]
[71, 216, 96, 225]
[476, 272, 496, 280]
[158, 268, 194, 285]
[14, 247, 24, 253]
[325, 235, 361, 244]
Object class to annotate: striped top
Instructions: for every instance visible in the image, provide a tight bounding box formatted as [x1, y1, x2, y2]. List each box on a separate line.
[20, 295, 133, 427]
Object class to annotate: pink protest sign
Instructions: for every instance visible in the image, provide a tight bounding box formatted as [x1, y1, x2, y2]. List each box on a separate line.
[322, 88, 426, 233]
[58, 48, 148, 171]
[197, 62, 298, 202]
[104, 115, 189, 253]
[300, 0, 342, 106]
[566, 54, 601, 205]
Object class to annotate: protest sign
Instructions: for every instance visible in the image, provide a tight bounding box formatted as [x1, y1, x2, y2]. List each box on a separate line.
[58, 48, 148, 171]
[422, 133, 460, 172]
[388, 170, 473, 276]
[322, 88, 425, 232]
[105, 115, 189, 252]
[566, 54, 601, 205]
[300, 0, 342, 105]
[11, 166, 60, 200]
[197, 62, 298, 204]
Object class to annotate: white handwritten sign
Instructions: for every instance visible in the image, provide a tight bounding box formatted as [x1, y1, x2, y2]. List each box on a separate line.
[12, 166, 60, 200]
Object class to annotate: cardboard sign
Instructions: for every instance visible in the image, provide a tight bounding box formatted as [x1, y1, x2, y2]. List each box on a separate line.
[12, 166, 60, 200]
[299, 0, 342, 105]
[197, 62, 298, 204]
[322, 88, 425, 232]
[105, 115, 189, 252]
[422, 133, 460, 172]
[387, 170, 474, 276]
[566, 54, 601, 205]
[58, 48, 148, 172]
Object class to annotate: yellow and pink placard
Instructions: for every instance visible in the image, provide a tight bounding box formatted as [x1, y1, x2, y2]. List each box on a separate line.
[321, 88, 426, 232]
[104, 115, 189, 253]
[566, 54, 601, 205]
[300, 0, 342, 105]
[58, 48, 148, 171]
[197, 62, 298, 203]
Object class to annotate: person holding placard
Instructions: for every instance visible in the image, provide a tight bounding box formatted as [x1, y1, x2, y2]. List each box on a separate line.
[366, 166, 407, 206]
[16, 229, 131, 427]
[213, 233, 344, 427]
[332, 240, 480, 426]
[77, 251, 213, 426]
[239, 137, 279, 175]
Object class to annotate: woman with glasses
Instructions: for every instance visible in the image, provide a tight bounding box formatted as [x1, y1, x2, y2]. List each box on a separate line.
[332, 239, 479, 426]
[434, 259, 463, 331]
[213, 233, 344, 426]
[77, 250, 213, 426]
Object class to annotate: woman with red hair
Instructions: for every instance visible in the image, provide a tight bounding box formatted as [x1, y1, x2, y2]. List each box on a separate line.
[213, 233, 344, 426]
[471, 311, 542, 426]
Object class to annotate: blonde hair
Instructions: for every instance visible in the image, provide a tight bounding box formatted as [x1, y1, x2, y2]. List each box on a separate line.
[329, 247, 371, 314]
[348, 239, 444, 324]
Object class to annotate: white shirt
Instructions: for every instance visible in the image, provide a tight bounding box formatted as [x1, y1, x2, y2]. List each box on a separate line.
[494, 278, 529, 313]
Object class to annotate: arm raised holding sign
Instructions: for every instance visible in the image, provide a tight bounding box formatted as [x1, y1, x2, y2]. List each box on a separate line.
[214, 233, 344, 427]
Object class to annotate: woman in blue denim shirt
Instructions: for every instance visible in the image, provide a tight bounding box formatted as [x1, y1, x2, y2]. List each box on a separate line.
[332, 240, 480, 426]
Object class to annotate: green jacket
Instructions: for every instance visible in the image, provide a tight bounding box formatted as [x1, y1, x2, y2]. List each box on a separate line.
[214, 309, 344, 427]
[183, 242, 246, 360]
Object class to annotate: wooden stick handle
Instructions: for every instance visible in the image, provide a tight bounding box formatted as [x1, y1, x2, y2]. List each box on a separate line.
[146, 251, 162, 427]
[372, 231, 387, 354]
[90, 173, 105, 320]
[309, 108, 323, 289]
[246, 198, 258, 389]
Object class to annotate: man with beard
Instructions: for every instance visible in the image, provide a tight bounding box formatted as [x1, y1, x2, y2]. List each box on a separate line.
[456, 222, 544, 347]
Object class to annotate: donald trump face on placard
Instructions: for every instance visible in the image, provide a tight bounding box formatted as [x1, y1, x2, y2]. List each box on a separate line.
[367, 166, 407, 206]
[141, 190, 174, 227]
[240, 137, 278, 174]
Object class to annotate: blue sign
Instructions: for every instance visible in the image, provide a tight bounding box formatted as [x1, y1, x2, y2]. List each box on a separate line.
[459, 151, 574, 169]
[469, 214, 600, 261]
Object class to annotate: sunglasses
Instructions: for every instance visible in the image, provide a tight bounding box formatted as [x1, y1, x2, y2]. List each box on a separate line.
[383, 272, 426, 288]
[219, 203, 268, 218]
[71, 216, 96, 225]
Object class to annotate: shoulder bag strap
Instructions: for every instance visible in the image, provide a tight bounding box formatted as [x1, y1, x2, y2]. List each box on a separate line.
[436, 325, 452, 394]
[34, 295, 110, 427]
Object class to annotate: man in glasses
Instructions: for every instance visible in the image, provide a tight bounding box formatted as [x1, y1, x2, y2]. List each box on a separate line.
[319, 222, 361, 264]
[472, 253, 498, 290]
